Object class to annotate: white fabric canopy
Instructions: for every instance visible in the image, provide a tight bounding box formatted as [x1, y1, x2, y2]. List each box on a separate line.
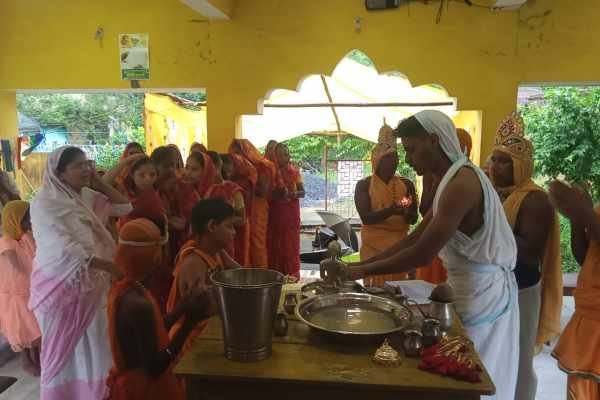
[241, 51, 458, 147]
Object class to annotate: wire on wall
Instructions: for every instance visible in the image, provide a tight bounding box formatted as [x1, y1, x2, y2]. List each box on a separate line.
[412, 0, 518, 24]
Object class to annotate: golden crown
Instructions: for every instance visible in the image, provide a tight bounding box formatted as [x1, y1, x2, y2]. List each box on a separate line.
[378, 118, 396, 148]
[495, 112, 533, 158]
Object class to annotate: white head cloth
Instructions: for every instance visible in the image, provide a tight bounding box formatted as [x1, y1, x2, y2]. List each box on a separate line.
[29, 146, 115, 311]
[415, 113, 519, 400]
[413, 110, 466, 164]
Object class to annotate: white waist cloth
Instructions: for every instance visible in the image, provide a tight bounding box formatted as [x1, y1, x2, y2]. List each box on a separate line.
[415, 110, 519, 399]
[443, 253, 520, 400]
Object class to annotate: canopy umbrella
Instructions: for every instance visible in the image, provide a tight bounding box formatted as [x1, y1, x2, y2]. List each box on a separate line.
[241, 51, 458, 147]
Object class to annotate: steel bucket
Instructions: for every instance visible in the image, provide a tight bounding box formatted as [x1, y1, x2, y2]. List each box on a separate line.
[211, 268, 284, 362]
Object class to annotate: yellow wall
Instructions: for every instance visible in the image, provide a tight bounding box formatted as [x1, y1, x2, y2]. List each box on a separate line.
[453, 111, 483, 166]
[144, 93, 208, 157]
[207, 0, 234, 17]
[0, 0, 598, 156]
[0, 92, 18, 140]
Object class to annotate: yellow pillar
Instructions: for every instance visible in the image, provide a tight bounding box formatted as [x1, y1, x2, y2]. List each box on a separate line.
[0, 91, 18, 140]
[206, 94, 236, 152]
[0, 91, 26, 196]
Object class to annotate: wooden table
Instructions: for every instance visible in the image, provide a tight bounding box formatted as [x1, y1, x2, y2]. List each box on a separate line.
[176, 300, 495, 400]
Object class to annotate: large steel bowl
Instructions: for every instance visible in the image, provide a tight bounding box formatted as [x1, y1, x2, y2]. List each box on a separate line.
[295, 292, 413, 343]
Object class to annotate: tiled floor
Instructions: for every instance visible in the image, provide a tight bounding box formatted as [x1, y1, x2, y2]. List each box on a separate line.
[0, 356, 39, 400]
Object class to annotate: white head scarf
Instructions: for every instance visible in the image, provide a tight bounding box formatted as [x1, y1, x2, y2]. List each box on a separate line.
[413, 110, 466, 164]
[34, 146, 115, 243]
[30, 146, 116, 311]
[416, 110, 517, 270]
[40, 146, 86, 200]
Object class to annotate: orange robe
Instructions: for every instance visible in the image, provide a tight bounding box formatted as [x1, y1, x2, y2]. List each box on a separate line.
[106, 281, 185, 400]
[235, 139, 277, 268]
[415, 257, 448, 284]
[502, 180, 563, 345]
[251, 196, 269, 267]
[416, 173, 447, 284]
[229, 153, 256, 266]
[552, 207, 600, 400]
[360, 175, 410, 286]
[268, 164, 302, 278]
[166, 241, 219, 357]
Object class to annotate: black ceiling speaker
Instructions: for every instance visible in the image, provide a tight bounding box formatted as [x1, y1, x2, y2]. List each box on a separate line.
[365, 0, 403, 11]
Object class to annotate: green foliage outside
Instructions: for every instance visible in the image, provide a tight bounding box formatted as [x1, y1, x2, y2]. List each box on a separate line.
[284, 134, 415, 181]
[17, 93, 145, 145]
[93, 126, 147, 171]
[171, 92, 207, 103]
[558, 215, 580, 273]
[18, 93, 174, 171]
[519, 86, 600, 272]
[347, 49, 375, 67]
[520, 87, 600, 200]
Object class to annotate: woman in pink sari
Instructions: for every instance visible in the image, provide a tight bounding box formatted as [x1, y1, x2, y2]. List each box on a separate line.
[29, 146, 132, 400]
[268, 143, 304, 278]
[0, 200, 40, 375]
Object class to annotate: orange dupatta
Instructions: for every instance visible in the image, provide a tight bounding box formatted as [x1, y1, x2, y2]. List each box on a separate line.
[501, 179, 563, 346]
[165, 241, 218, 359]
[106, 282, 185, 400]
[107, 219, 185, 400]
[552, 207, 600, 389]
[360, 175, 410, 286]
[237, 139, 277, 267]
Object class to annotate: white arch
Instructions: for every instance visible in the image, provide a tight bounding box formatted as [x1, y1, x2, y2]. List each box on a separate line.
[242, 50, 457, 147]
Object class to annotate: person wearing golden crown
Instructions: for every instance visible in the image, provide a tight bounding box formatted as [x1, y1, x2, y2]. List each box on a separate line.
[354, 119, 418, 286]
[491, 112, 562, 400]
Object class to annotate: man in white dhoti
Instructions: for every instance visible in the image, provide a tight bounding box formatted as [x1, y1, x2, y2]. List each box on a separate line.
[348, 110, 519, 400]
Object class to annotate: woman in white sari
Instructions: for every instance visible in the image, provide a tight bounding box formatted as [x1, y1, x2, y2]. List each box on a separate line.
[29, 146, 133, 400]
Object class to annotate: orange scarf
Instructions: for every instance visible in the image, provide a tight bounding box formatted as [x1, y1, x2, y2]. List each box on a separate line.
[501, 179, 563, 345]
[106, 282, 185, 400]
[165, 241, 219, 359]
[552, 207, 600, 393]
[360, 175, 410, 286]
[107, 219, 185, 400]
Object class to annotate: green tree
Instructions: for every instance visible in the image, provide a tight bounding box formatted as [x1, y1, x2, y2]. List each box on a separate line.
[17, 93, 144, 144]
[519, 86, 600, 273]
[282, 134, 414, 180]
[171, 92, 206, 103]
[520, 87, 600, 200]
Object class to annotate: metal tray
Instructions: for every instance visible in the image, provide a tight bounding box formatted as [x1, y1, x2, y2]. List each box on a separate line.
[295, 292, 413, 342]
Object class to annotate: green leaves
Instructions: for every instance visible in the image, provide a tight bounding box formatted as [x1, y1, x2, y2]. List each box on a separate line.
[17, 93, 144, 144]
[520, 86, 600, 201]
[559, 214, 580, 272]
[283, 134, 415, 180]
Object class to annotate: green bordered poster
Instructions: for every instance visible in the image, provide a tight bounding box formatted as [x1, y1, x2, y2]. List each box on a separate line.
[119, 33, 149, 80]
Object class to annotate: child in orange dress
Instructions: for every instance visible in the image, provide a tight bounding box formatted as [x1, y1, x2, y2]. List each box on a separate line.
[0, 200, 41, 375]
